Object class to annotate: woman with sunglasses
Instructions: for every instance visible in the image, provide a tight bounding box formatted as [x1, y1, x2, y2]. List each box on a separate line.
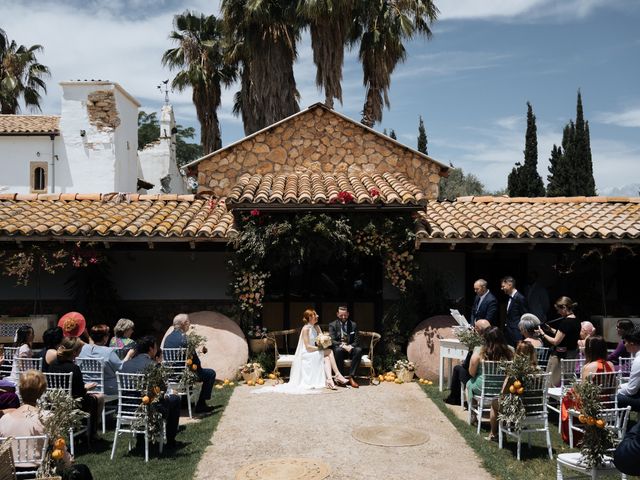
[536, 296, 581, 386]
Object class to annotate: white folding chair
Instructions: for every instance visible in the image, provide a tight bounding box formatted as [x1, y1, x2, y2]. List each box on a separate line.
[499, 372, 553, 460]
[43, 371, 87, 456]
[111, 372, 165, 463]
[0, 435, 48, 479]
[535, 347, 550, 369]
[547, 358, 585, 432]
[468, 360, 509, 434]
[77, 357, 118, 433]
[0, 347, 19, 379]
[617, 357, 634, 385]
[162, 347, 197, 418]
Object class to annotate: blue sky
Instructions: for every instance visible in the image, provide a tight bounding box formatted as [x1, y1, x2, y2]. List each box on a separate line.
[2, 0, 639, 193]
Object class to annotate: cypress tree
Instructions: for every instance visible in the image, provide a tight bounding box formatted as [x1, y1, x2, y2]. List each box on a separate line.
[507, 102, 545, 197]
[546, 144, 566, 196]
[389, 129, 397, 140]
[417, 116, 428, 154]
[572, 91, 596, 195]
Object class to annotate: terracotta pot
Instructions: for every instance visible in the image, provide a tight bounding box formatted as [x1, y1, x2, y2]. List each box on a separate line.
[249, 337, 269, 353]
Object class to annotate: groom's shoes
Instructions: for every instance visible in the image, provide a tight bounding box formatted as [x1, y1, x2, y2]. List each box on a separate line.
[349, 377, 360, 388]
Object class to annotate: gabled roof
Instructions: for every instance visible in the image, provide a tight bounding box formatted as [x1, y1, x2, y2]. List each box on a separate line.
[417, 196, 640, 242]
[184, 103, 449, 173]
[0, 115, 60, 135]
[0, 193, 234, 241]
[226, 170, 425, 209]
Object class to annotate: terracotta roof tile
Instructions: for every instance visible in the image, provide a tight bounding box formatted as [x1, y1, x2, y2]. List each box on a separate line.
[0, 194, 235, 240]
[227, 170, 426, 206]
[417, 196, 640, 241]
[0, 115, 60, 134]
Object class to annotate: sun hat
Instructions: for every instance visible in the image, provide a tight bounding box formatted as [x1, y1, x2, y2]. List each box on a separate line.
[58, 311, 86, 338]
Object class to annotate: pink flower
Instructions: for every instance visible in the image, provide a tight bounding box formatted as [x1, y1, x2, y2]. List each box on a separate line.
[369, 188, 380, 197]
[336, 191, 354, 204]
[250, 209, 260, 217]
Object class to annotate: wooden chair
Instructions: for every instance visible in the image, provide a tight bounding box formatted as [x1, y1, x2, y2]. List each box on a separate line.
[111, 372, 165, 463]
[468, 360, 509, 434]
[77, 357, 118, 433]
[0, 435, 48, 479]
[161, 347, 198, 418]
[43, 371, 87, 456]
[499, 372, 553, 460]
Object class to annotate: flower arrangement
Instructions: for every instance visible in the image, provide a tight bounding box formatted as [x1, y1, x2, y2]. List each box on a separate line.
[233, 268, 270, 314]
[180, 329, 207, 388]
[315, 332, 333, 350]
[453, 327, 485, 350]
[37, 389, 88, 478]
[570, 379, 616, 467]
[131, 364, 169, 444]
[239, 362, 263, 376]
[393, 359, 416, 372]
[384, 250, 414, 292]
[498, 355, 540, 430]
[246, 325, 268, 339]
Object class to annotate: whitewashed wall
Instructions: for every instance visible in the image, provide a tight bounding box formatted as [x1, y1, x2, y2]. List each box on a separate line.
[0, 135, 62, 194]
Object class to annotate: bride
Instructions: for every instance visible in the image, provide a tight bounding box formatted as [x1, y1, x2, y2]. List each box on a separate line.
[254, 309, 348, 394]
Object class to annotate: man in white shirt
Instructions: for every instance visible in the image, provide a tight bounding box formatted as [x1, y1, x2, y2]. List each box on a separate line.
[617, 327, 640, 412]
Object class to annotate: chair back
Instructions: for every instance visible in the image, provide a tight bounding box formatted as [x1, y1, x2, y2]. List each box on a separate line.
[162, 348, 188, 384]
[0, 435, 48, 476]
[618, 356, 634, 384]
[116, 372, 147, 420]
[599, 406, 632, 441]
[521, 372, 551, 416]
[76, 357, 106, 393]
[0, 347, 19, 378]
[535, 347, 550, 368]
[479, 360, 509, 397]
[559, 358, 584, 389]
[43, 371, 73, 394]
[14, 357, 43, 375]
[586, 371, 619, 408]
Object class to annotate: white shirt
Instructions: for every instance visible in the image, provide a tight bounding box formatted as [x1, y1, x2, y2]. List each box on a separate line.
[618, 350, 640, 397]
[477, 290, 490, 309]
[507, 289, 519, 311]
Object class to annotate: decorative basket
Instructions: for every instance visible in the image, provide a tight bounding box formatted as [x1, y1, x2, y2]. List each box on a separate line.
[249, 338, 269, 353]
[241, 370, 261, 383]
[395, 368, 415, 383]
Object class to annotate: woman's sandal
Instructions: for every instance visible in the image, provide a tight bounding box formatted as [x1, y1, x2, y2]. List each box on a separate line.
[326, 381, 338, 390]
[334, 377, 349, 387]
[484, 434, 498, 442]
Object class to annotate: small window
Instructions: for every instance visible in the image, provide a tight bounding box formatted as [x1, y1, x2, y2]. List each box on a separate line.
[30, 162, 48, 193]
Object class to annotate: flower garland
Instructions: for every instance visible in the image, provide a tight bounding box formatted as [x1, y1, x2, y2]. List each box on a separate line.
[498, 355, 540, 430]
[233, 268, 269, 314]
[180, 329, 208, 388]
[131, 364, 169, 444]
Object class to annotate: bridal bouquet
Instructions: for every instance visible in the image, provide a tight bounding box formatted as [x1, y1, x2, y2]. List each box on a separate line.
[315, 333, 333, 350]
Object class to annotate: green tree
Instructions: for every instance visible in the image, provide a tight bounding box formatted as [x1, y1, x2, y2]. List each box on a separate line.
[0, 28, 50, 114]
[508, 102, 544, 197]
[438, 166, 485, 201]
[162, 11, 235, 154]
[546, 144, 565, 196]
[298, 0, 356, 109]
[417, 115, 428, 154]
[223, 0, 301, 135]
[137, 111, 203, 167]
[356, 1, 438, 127]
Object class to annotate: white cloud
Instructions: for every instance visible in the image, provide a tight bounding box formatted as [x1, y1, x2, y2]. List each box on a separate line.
[595, 108, 640, 128]
[395, 51, 510, 79]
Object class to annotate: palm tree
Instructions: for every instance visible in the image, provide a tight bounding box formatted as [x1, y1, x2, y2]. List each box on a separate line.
[355, 0, 438, 127]
[298, 0, 357, 109]
[0, 28, 50, 114]
[222, 0, 301, 135]
[162, 12, 235, 154]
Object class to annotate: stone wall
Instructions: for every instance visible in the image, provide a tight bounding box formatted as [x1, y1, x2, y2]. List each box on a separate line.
[197, 106, 443, 199]
[87, 90, 121, 130]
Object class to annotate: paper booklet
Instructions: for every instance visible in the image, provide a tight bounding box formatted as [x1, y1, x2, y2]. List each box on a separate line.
[449, 309, 470, 328]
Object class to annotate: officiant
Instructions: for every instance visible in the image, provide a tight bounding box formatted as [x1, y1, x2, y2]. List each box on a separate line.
[329, 306, 363, 388]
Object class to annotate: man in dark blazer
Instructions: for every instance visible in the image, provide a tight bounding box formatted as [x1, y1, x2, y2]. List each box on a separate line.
[501, 276, 529, 347]
[470, 279, 498, 326]
[164, 313, 215, 413]
[614, 419, 640, 475]
[329, 306, 363, 388]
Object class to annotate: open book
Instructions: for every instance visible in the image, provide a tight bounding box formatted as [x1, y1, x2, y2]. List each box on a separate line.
[449, 309, 470, 328]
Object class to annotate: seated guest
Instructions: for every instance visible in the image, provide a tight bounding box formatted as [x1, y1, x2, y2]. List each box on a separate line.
[0, 378, 19, 412]
[518, 314, 543, 348]
[80, 325, 134, 395]
[41, 326, 64, 372]
[608, 318, 635, 365]
[164, 314, 215, 413]
[617, 327, 640, 412]
[48, 337, 101, 439]
[6, 325, 34, 385]
[614, 420, 640, 476]
[109, 318, 136, 352]
[577, 321, 596, 349]
[121, 336, 182, 449]
[444, 319, 490, 406]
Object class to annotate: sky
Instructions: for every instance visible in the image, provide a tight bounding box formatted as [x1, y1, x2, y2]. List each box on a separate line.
[2, 0, 639, 194]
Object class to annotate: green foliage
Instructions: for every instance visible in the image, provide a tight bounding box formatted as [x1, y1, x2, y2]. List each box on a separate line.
[508, 102, 545, 197]
[438, 166, 486, 201]
[454, 327, 484, 350]
[180, 329, 208, 387]
[417, 115, 428, 155]
[546, 144, 565, 196]
[250, 350, 275, 375]
[131, 364, 171, 444]
[498, 355, 542, 430]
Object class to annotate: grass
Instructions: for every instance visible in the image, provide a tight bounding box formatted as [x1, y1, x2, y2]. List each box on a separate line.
[74, 387, 234, 480]
[420, 384, 632, 480]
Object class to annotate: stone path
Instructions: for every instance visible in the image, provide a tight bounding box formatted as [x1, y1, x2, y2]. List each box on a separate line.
[194, 382, 494, 480]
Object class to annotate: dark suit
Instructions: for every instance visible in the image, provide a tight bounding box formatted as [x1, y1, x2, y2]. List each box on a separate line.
[329, 319, 363, 378]
[163, 329, 215, 407]
[470, 291, 498, 326]
[505, 290, 528, 347]
[121, 353, 180, 443]
[614, 420, 640, 475]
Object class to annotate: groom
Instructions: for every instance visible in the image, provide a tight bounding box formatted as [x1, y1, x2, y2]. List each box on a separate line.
[329, 306, 363, 388]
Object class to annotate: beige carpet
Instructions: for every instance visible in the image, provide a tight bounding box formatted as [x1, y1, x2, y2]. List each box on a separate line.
[235, 458, 331, 480]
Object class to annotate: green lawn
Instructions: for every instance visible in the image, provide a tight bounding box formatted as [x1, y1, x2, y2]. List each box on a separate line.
[75, 387, 233, 480]
[421, 385, 635, 480]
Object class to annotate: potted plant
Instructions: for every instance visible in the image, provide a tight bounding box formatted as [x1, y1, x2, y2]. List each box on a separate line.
[239, 362, 264, 383]
[394, 359, 416, 383]
[246, 325, 270, 353]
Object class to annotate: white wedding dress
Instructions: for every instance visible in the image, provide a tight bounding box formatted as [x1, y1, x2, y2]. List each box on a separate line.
[253, 324, 326, 395]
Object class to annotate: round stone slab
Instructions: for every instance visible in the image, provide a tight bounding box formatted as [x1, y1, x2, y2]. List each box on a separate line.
[351, 425, 429, 447]
[235, 458, 331, 480]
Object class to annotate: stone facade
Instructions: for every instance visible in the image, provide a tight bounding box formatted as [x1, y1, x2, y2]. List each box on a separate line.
[87, 90, 121, 130]
[196, 105, 446, 199]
